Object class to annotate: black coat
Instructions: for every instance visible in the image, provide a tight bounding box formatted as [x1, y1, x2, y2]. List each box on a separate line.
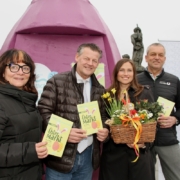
[137, 69, 180, 146]
[0, 84, 43, 180]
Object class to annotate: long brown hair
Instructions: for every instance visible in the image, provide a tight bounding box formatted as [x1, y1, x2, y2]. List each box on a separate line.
[0, 49, 37, 94]
[107, 58, 143, 98]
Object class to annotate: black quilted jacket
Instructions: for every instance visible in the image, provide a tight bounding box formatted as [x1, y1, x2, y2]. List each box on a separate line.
[38, 64, 107, 173]
[0, 84, 42, 180]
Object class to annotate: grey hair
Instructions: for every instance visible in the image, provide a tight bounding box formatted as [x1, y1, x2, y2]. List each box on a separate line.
[146, 43, 166, 55]
[77, 43, 102, 59]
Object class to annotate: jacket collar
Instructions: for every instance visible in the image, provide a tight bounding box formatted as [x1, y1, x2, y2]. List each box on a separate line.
[0, 83, 37, 106]
[144, 68, 165, 79]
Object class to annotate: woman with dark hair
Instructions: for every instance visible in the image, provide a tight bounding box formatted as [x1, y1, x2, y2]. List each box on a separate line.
[0, 49, 48, 180]
[99, 59, 155, 180]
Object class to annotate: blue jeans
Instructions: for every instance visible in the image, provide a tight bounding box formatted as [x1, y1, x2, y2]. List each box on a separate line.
[46, 145, 93, 180]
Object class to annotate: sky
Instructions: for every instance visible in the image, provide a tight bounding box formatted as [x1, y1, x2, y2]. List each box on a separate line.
[0, 0, 180, 65]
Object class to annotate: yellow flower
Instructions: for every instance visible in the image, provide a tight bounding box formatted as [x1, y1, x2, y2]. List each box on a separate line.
[102, 93, 107, 98]
[108, 97, 112, 102]
[102, 92, 110, 99]
[111, 88, 116, 94]
[106, 92, 110, 98]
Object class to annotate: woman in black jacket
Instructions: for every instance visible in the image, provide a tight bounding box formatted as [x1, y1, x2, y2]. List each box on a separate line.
[0, 49, 48, 180]
[99, 59, 155, 180]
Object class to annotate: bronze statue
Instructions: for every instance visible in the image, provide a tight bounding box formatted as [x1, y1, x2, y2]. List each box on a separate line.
[131, 25, 145, 72]
[122, 54, 130, 59]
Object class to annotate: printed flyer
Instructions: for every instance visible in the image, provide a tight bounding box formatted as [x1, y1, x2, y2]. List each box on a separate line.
[157, 96, 175, 116]
[77, 101, 103, 135]
[42, 114, 73, 157]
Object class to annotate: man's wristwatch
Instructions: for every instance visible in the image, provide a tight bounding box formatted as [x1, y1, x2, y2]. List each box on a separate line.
[175, 118, 179, 125]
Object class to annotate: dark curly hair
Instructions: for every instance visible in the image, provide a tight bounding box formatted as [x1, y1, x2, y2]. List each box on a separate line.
[0, 49, 37, 94]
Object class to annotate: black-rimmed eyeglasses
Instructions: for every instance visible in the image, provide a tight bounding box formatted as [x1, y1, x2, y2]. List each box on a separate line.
[6, 63, 31, 74]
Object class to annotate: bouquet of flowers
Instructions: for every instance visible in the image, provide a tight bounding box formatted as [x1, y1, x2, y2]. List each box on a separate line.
[102, 88, 163, 161]
[102, 88, 163, 126]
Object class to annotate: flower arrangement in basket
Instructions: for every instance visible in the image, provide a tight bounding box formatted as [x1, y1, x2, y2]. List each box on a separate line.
[102, 88, 163, 161]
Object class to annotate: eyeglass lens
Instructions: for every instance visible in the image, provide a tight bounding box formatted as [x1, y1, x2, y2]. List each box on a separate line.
[8, 64, 31, 74]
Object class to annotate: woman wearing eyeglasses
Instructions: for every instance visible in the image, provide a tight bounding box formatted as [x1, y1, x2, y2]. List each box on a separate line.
[0, 49, 48, 180]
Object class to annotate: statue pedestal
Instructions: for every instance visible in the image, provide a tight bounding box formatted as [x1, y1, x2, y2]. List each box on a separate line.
[136, 65, 145, 74]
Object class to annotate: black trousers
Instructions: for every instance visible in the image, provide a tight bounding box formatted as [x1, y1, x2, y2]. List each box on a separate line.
[99, 139, 155, 180]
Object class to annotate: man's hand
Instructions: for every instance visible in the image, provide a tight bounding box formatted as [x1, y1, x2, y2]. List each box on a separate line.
[68, 128, 87, 143]
[158, 115, 177, 128]
[97, 128, 109, 142]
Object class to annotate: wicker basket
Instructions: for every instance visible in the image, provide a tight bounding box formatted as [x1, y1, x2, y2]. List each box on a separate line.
[110, 121, 157, 144]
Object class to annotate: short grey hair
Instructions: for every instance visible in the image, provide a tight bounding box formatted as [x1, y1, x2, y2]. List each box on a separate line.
[77, 43, 102, 59]
[146, 43, 166, 55]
